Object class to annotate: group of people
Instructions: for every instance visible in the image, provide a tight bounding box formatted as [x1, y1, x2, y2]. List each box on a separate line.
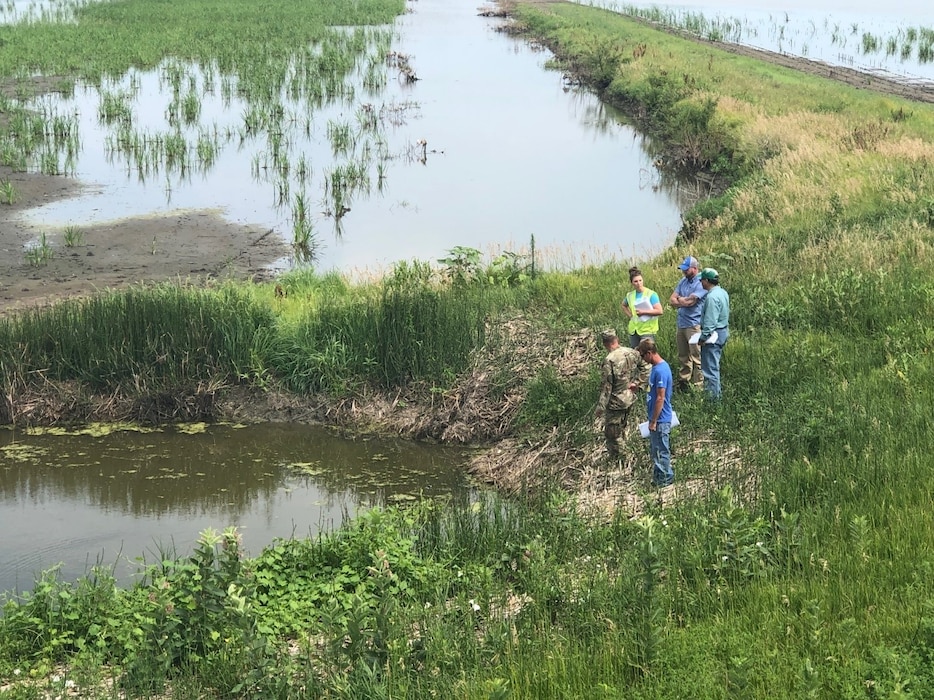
[594, 257, 730, 486]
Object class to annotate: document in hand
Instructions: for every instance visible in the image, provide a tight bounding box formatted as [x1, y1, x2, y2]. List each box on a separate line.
[639, 412, 680, 438]
[688, 330, 718, 345]
[636, 297, 654, 322]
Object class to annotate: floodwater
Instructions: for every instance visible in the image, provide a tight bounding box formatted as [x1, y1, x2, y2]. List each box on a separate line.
[591, 0, 934, 83]
[0, 423, 470, 593]
[12, 0, 700, 274]
[0, 0, 697, 596]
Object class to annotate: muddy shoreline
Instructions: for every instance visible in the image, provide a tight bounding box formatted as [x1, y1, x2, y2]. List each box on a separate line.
[0, 168, 288, 316]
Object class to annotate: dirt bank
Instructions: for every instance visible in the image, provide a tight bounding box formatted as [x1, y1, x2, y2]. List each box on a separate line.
[0, 167, 288, 316]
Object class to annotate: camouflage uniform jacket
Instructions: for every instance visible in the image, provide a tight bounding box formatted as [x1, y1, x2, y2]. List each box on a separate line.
[596, 346, 649, 413]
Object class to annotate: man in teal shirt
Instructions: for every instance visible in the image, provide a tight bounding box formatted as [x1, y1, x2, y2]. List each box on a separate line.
[698, 268, 730, 400]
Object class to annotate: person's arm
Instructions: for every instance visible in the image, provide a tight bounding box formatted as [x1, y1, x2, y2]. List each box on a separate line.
[595, 361, 612, 417]
[621, 296, 633, 320]
[669, 288, 682, 307]
[638, 292, 663, 317]
[649, 385, 666, 431]
[676, 293, 699, 307]
[699, 293, 719, 343]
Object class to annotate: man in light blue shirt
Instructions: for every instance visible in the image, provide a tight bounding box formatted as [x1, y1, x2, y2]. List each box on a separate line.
[668, 256, 707, 392]
[698, 268, 730, 401]
[638, 338, 674, 487]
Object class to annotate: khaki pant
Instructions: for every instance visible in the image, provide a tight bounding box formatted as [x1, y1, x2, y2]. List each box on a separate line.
[604, 407, 632, 457]
[676, 325, 703, 388]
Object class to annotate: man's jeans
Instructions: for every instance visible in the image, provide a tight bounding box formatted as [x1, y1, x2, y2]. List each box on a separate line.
[649, 422, 673, 486]
[701, 328, 729, 400]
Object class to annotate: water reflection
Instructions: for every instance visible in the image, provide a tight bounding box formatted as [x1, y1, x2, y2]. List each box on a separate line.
[0, 423, 469, 593]
[15, 0, 691, 273]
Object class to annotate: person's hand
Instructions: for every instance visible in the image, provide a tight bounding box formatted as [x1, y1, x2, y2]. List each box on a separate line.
[628, 382, 638, 391]
[649, 420, 657, 431]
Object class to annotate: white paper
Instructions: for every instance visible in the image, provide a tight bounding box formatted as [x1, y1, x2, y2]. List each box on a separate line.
[635, 297, 653, 322]
[639, 412, 680, 438]
[689, 331, 717, 345]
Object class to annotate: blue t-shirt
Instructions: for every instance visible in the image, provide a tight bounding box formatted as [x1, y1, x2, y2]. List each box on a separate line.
[647, 360, 673, 424]
[674, 275, 707, 328]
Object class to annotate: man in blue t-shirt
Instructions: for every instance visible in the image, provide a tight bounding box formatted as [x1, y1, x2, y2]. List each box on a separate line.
[638, 338, 674, 487]
[668, 256, 707, 392]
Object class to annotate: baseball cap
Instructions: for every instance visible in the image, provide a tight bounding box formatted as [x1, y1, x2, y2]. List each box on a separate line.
[678, 256, 699, 271]
[600, 329, 617, 342]
[700, 267, 719, 281]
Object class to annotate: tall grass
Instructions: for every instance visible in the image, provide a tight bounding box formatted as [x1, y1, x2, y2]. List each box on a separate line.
[0, 284, 273, 389]
[267, 261, 497, 392]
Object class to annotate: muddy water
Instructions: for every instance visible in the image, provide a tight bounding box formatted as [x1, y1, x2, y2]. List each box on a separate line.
[0, 424, 469, 593]
[16, 0, 696, 273]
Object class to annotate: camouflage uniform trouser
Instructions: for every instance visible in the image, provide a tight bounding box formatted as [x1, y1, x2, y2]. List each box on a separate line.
[603, 407, 632, 457]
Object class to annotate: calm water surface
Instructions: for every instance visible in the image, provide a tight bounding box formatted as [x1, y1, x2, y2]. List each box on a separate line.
[592, 0, 934, 82]
[0, 0, 692, 596]
[0, 423, 469, 593]
[15, 0, 696, 273]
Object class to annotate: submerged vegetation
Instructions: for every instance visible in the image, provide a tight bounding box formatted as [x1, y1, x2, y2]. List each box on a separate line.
[3, 0, 934, 697]
[596, 1, 934, 72]
[0, 0, 412, 250]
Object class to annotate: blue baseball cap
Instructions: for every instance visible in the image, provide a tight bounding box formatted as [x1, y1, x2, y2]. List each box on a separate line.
[678, 256, 699, 271]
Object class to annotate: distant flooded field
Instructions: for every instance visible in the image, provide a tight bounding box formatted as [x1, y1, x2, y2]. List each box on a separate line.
[588, 0, 934, 83]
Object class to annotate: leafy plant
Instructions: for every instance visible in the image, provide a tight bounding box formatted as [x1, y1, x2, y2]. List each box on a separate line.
[123, 527, 272, 695]
[438, 245, 482, 286]
[0, 180, 15, 204]
[24, 233, 54, 267]
[62, 225, 84, 247]
[486, 250, 532, 288]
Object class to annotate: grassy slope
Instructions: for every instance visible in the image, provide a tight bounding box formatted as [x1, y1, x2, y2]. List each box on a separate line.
[2, 1, 934, 697]
[506, 1, 934, 696]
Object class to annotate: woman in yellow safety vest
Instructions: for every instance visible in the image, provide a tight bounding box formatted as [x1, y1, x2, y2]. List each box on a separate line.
[622, 266, 664, 349]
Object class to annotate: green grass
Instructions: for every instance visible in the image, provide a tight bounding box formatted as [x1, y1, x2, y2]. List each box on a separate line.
[3, 0, 934, 697]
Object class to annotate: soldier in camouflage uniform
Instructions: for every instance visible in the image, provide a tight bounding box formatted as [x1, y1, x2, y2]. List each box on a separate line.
[595, 328, 649, 459]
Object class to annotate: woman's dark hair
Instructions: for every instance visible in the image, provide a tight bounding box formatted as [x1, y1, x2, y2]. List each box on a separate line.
[628, 266, 642, 282]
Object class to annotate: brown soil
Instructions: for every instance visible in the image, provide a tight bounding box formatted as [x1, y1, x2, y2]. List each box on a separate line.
[0, 167, 288, 316]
